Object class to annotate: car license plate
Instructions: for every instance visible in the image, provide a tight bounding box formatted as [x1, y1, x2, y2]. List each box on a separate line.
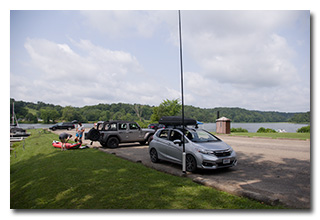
[223, 159, 230, 164]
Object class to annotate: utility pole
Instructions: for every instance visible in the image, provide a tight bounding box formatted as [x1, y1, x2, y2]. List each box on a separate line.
[178, 10, 186, 174]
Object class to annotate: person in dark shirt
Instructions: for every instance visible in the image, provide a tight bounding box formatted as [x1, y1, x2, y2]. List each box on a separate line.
[59, 132, 72, 151]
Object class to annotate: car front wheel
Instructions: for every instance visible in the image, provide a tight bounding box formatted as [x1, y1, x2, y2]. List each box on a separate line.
[150, 148, 159, 163]
[186, 154, 197, 172]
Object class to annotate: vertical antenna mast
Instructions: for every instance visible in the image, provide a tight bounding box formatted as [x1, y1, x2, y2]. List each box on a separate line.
[12, 101, 14, 125]
[178, 10, 186, 174]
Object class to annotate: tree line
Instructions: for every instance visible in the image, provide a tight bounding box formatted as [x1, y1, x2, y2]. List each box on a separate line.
[10, 98, 310, 125]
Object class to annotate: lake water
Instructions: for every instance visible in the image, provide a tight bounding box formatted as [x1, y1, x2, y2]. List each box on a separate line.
[18, 122, 309, 133]
[198, 122, 309, 133]
[18, 123, 94, 129]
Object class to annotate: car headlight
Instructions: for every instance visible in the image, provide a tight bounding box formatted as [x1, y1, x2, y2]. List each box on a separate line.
[196, 148, 214, 155]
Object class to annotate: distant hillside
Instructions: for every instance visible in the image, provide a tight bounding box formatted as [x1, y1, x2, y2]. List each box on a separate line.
[10, 98, 310, 124]
[184, 106, 305, 123]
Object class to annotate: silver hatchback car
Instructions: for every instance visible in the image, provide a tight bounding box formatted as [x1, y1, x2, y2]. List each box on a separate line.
[149, 127, 237, 172]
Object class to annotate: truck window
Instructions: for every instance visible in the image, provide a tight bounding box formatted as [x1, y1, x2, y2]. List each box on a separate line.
[119, 123, 127, 130]
[105, 123, 117, 131]
[129, 123, 139, 130]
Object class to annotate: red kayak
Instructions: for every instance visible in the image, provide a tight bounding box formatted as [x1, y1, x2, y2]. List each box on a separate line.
[52, 141, 82, 149]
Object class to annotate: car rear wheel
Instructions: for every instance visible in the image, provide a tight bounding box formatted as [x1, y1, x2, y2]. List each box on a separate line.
[186, 154, 197, 172]
[107, 137, 119, 148]
[150, 148, 159, 163]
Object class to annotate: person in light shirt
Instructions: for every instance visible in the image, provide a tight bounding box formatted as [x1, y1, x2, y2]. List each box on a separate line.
[75, 122, 85, 143]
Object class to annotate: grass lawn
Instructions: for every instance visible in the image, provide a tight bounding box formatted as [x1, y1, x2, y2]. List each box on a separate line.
[10, 129, 283, 209]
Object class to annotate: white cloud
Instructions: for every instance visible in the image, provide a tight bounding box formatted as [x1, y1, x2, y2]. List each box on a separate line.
[181, 12, 301, 89]
[80, 11, 163, 38]
[10, 10, 309, 112]
[184, 70, 309, 112]
[11, 38, 167, 107]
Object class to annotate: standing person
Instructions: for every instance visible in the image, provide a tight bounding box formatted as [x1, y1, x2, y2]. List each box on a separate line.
[75, 122, 85, 144]
[59, 132, 72, 151]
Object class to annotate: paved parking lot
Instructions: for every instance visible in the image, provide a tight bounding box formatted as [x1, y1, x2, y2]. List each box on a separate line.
[99, 136, 310, 209]
[52, 129, 310, 208]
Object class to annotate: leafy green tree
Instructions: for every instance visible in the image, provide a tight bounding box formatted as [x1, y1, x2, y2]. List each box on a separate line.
[112, 111, 123, 120]
[40, 108, 51, 124]
[257, 127, 276, 133]
[10, 98, 311, 124]
[122, 113, 134, 121]
[99, 110, 111, 121]
[25, 113, 38, 123]
[150, 106, 160, 122]
[62, 106, 84, 122]
[50, 109, 60, 123]
[150, 99, 182, 122]
[288, 112, 310, 123]
[83, 109, 101, 122]
[40, 108, 60, 123]
[297, 125, 310, 133]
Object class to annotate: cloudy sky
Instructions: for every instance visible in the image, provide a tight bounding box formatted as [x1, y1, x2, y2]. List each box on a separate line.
[10, 10, 310, 112]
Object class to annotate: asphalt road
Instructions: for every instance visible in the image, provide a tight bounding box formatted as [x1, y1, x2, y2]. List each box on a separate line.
[52, 129, 311, 209]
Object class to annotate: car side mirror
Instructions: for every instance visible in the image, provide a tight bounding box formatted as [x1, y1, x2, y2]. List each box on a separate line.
[173, 139, 182, 146]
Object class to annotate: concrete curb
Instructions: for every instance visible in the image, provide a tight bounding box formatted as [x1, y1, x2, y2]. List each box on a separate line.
[192, 177, 280, 206]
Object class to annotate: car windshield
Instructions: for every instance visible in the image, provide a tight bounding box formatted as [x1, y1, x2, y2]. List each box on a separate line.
[187, 129, 220, 142]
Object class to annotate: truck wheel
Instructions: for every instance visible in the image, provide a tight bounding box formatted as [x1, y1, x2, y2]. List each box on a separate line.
[107, 137, 119, 148]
